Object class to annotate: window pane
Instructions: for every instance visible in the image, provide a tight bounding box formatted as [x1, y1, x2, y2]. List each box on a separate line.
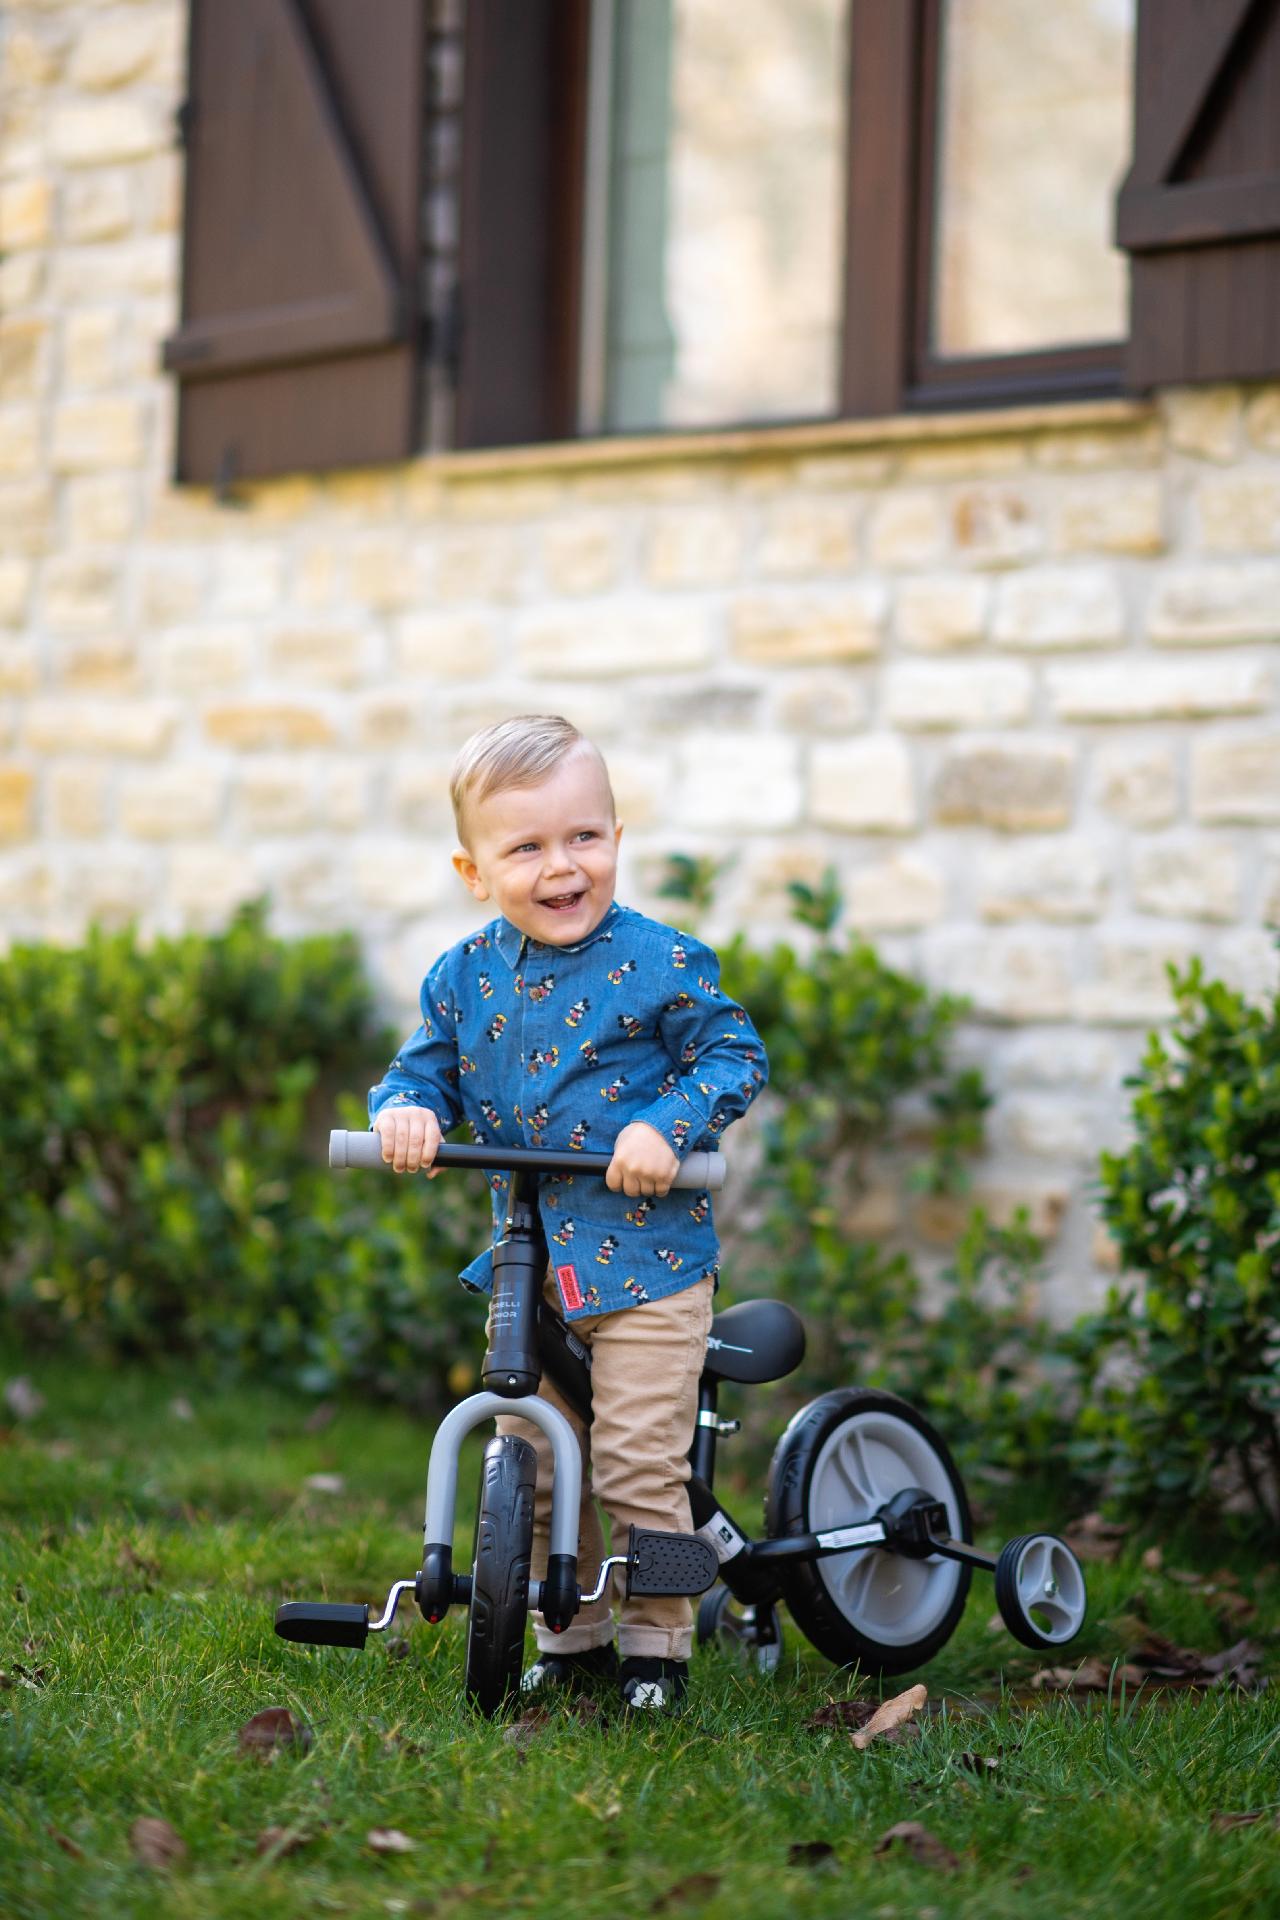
[600, 0, 847, 432]
[932, 0, 1135, 358]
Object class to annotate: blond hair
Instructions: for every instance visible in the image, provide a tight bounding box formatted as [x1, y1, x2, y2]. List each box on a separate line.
[449, 714, 614, 841]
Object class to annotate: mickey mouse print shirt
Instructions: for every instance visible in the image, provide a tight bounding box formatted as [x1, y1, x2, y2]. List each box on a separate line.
[367, 901, 768, 1318]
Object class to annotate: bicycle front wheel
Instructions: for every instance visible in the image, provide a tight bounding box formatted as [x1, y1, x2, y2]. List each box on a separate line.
[464, 1434, 536, 1717]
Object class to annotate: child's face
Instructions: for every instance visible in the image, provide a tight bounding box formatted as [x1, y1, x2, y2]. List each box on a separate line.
[451, 747, 623, 946]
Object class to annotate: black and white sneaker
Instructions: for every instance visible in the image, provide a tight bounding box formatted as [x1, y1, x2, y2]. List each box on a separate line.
[520, 1642, 619, 1696]
[619, 1656, 689, 1713]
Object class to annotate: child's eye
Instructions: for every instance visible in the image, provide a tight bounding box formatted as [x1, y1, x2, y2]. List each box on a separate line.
[575, 831, 597, 843]
[512, 842, 538, 855]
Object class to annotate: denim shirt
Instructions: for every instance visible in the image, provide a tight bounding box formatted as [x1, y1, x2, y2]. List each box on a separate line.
[367, 901, 768, 1319]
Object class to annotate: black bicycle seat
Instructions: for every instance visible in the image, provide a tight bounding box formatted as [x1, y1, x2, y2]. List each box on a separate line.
[702, 1298, 805, 1385]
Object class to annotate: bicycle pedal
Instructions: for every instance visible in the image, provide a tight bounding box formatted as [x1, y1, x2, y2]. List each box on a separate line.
[624, 1527, 719, 1598]
[275, 1601, 369, 1648]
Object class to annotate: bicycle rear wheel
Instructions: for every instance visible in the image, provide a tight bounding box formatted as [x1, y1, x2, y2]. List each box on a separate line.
[464, 1434, 536, 1717]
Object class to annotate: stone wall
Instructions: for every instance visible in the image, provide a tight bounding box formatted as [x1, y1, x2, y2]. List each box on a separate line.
[3, 0, 1280, 1317]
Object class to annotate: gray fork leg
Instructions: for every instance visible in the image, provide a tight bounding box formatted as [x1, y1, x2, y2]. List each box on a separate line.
[424, 1391, 582, 1560]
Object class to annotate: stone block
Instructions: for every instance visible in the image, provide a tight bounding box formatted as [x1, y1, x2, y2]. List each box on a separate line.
[0, 855, 56, 918]
[848, 853, 945, 929]
[68, 14, 168, 89]
[49, 100, 164, 167]
[0, 559, 31, 627]
[1244, 389, 1280, 453]
[50, 236, 176, 301]
[1052, 479, 1165, 555]
[1001, 1030, 1120, 1089]
[1163, 385, 1241, 462]
[1131, 838, 1241, 922]
[757, 499, 857, 576]
[52, 636, 138, 693]
[1216, 929, 1280, 998]
[1074, 938, 1192, 1024]
[677, 733, 802, 830]
[951, 485, 1042, 567]
[1091, 741, 1178, 828]
[322, 760, 369, 833]
[0, 767, 35, 841]
[62, 308, 119, 389]
[354, 843, 443, 914]
[0, 641, 38, 694]
[24, 698, 175, 757]
[933, 741, 1076, 830]
[914, 1182, 1070, 1245]
[431, 527, 526, 603]
[1032, 419, 1163, 469]
[214, 545, 284, 616]
[0, 177, 51, 250]
[65, 474, 138, 546]
[61, 170, 132, 242]
[1003, 1094, 1094, 1163]
[138, 151, 182, 232]
[606, 747, 667, 830]
[1196, 475, 1280, 553]
[1148, 565, 1280, 644]
[519, 609, 711, 677]
[445, 474, 561, 521]
[776, 670, 867, 734]
[630, 681, 758, 735]
[0, 253, 44, 312]
[168, 846, 260, 928]
[884, 660, 1032, 729]
[204, 705, 337, 751]
[0, 479, 55, 556]
[645, 509, 741, 588]
[2, 25, 67, 89]
[841, 1185, 902, 1238]
[0, 317, 49, 401]
[42, 555, 119, 632]
[919, 929, 1075, 1021]
[347, 533, 420, 612]
[119, 765, 223, 841]
[542, 517, 622, 596]
[388, 763, 456, 834]
[138, 558, 210, 628]
[810, 736, 916, 832]
[0, 409, 39, 477]
[51, 396, 146, 472]
[867, 490, 947, 568]
[358, 694, 427, 752]
[237, 761, 316, 836]
[898, 436, 1027, 480]
[894, 575, 989, 651]
[267, 625, 374, 688]
[978, 838, 1108, 922]
[739, 840, 839, 922]
[49, 763, 109, 836]
[395, 613, 496, 679]
[1048, 657, 1270, 721]
[64, 850, 154, 927]
[729, 589, 885, 664]
[1190, 733, 1280, 823]
[993, 566, 1126, 652]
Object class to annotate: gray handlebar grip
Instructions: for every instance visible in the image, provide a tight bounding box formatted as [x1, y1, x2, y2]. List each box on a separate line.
[330, 1129, 726, 1189]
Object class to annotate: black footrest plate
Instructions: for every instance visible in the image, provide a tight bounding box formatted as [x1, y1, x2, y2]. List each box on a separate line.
[625, 1528, 719, 1598]
[275, 1601, 369, 1648]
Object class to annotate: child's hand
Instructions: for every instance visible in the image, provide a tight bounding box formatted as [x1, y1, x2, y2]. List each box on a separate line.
[605, 1121, 680, 1198]
[373, 1105, 444, 1176]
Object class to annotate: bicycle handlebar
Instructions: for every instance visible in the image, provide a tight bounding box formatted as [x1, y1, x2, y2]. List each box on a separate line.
[329, 1129, 727, 1191]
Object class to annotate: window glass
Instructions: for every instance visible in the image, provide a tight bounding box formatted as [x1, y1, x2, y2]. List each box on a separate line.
[597, 0, 848, 432]
[932, 0, 1135, 357]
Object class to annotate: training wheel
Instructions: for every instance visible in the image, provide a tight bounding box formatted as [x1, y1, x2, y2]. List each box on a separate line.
[696, 1584, 785, 1674]
[995, 1533, 1086, 1649]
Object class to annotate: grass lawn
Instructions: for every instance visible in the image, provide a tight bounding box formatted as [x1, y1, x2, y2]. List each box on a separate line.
[2, 1348, 1279, 1920]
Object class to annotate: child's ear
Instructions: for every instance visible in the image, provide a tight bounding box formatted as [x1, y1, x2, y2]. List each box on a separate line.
[452, 847, 490, 902]
[613, 818, 624, 849]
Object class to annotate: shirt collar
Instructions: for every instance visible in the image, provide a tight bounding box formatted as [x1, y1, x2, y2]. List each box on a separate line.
[492, 899, 623, 969]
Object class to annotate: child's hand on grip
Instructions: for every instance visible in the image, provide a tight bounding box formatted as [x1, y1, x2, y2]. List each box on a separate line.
[605, 1120, 680, 1198]
[373, 1106, 443, 1175]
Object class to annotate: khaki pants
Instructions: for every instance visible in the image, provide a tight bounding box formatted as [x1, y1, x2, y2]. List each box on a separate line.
[492, 1270, 714, 1660]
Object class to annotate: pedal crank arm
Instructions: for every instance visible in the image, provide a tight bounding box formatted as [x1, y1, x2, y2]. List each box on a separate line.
[924, 1534, 998, 1573]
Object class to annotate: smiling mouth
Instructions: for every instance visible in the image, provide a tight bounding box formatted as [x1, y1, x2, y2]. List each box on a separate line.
[540, 891, 586, 911]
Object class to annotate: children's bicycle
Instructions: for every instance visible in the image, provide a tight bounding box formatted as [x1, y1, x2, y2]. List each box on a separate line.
[275, 1134, 1087, 1715]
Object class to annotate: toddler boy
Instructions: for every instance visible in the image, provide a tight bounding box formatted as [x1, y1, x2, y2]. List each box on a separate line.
[370, 713, 767, 1711]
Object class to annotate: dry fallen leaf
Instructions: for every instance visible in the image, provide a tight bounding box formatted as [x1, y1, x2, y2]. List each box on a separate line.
[304, 1402, 336, 1433]
[303, 1472, 344, 1495]
[1063, 1512, 1129, 1563]
[805, 1698, 878, 1732]
[1141, 1545, 1163, 1572]
[169, 1396, 195, 1422]
[237, 1707, 313, 1758]
[851, 1683, 928, 1750]
[48, 1827, 85, 1860]
[959, 1748, 1013, 1774]
[788, 1840, 837, 1866]
[130, 1816, 187, 1871]
[1210, 1809, 1280, 1833]
[119, 1540, 161, 1582]
[256, 1825, 311, 1858]
[367, 1828, 416, 1854]
[873, 1821, 961, 1871]
[651, 1871, 722, 1910]
[502, 1706, 550, 1752]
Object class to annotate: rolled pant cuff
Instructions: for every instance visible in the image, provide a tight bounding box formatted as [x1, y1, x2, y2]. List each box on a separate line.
[617, 1626, 694, 1661]
[532, 1612, 617, 1656]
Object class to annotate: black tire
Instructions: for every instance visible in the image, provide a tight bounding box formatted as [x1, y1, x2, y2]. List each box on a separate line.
[695, 1583, 785, 1673]
[765, 1388, 972, 1675]
[464, 1434, 536, 1717]
[995, 1533, 1087, 1650]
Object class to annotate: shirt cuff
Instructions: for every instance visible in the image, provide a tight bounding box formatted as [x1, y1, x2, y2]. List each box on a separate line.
[629, 1093, 699, 1158]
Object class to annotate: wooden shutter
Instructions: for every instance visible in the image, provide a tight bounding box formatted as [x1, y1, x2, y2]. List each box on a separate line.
[164, 0, 426, 484]
[1118, 0, 1280, 388]
[454, 0, 590, 449]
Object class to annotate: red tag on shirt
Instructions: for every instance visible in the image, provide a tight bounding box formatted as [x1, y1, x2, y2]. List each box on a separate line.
[555, 1263, 584, 1311]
